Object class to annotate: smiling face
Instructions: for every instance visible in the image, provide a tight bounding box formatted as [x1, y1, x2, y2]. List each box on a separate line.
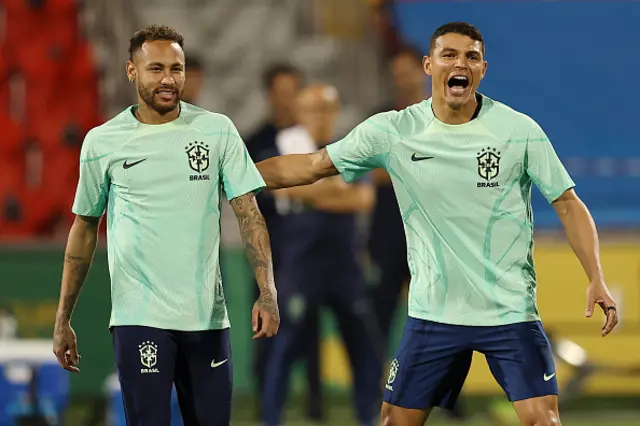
[127, 39, 186, 115]
[424, 32, 487, 110]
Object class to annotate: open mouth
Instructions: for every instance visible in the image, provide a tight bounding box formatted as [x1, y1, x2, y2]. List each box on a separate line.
[447, 75, 469, 95]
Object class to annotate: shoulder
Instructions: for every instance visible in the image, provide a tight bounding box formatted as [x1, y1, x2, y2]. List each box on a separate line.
[480, 95, 546, 141]
[179, 102, 237, 136]
[366, 100, 434, 138]
[81, 107, 138, 152]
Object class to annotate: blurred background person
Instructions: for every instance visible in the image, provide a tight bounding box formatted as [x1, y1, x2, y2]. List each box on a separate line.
[181, 54, 205, 105]
[368, 45, 429, 352]
[243, 63, 327, 422]
[261, 83, 384, 426]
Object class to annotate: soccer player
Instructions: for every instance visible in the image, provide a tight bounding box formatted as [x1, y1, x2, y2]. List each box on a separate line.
[255, 22, 618, 426]
[52, 25, 279, 426]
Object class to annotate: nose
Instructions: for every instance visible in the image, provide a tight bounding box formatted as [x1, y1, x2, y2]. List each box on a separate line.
[454, 55, 468, 68]
[161, 72, 176, 85]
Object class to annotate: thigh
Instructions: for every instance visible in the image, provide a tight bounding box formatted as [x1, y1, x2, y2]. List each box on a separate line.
[478, 321, 559, 403]
[174, 328, 233, 426]
[383, 318, 473, 412]
[111, 326, 177, 426]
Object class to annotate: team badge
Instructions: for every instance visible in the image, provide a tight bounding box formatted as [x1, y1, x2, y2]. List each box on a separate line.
[139, 341, 160, 373]
[185, 141, 210, 173]
[476, 147, 501, 188]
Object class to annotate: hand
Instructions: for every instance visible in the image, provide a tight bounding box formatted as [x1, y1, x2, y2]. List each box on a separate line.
[585, 280, 618, 337]
[252, 290, 280, 339]
[53, 320, 81, 372]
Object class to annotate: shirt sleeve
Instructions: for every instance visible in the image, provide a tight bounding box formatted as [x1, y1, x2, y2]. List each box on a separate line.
[325, 112, 395, 184]
[220, 116, 266, 200]
[525, 119, 575, 203]
[71, 130, 111, 217]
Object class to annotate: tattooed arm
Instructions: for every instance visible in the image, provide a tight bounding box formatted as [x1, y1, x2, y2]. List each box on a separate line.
[230, 192, 280, 339]
[53, 215, 100, 372]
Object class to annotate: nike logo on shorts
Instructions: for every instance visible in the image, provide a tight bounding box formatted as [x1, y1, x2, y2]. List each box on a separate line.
[211, 359, 228, 368]
[543, 372, 556, 381]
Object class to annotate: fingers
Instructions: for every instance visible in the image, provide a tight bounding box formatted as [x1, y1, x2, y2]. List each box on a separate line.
[53, 345, 80, 373]
[65, 352, 81, 373]
[69, 343, 81, 367]
[252, 311, 280, 340]
[251, 305, 260, 333]
[585, 291, 595, 318]
[600, 303, 618, 337]
[253, 313, 270, 340]
[53, 345, 67, 369]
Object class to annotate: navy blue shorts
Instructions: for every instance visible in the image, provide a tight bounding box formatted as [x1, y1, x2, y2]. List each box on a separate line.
[111, 326, 232, 426]
[383, 317, 558, 410]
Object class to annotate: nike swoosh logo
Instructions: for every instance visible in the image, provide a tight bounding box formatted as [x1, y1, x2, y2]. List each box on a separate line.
[543, 372, 556, 381]
[123, 159, 147, 169]
[411, 154, 434, 162]
[211, 359, 228, 368]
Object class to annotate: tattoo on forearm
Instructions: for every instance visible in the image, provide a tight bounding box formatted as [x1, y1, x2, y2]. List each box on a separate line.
[57, 254, 91, 322]
[231, 194, 279, 319]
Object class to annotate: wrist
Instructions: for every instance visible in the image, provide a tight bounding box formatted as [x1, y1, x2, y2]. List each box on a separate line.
[259, 287, 277, 298]
[55, 312, 71, 325]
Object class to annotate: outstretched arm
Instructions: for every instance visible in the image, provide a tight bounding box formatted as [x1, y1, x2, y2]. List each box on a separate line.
[256, 148, 339, 189]
[276, 176, 376, 213]
[552, 189, 618, 336]
[230, 192, 280, 338]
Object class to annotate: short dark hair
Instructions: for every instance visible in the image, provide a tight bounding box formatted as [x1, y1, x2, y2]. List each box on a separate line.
[262, 63, 301, 91]
[429, 22, 484, 55]
[391, 44, 423, 65]
[186, 55, 204, 72]
[129, 24, 184, 61]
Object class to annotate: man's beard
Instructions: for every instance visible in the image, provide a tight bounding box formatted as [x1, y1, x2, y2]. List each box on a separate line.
[138, 84, 180, 115]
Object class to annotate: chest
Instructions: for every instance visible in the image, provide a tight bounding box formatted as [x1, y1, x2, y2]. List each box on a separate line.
[108, 129, 223, 200]
[390, 128, 528, 205]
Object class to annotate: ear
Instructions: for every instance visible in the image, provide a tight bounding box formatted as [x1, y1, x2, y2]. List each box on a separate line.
[422, 55, 432, 77]
[481, 60, 488, 80]
[126, 60, 136, 82]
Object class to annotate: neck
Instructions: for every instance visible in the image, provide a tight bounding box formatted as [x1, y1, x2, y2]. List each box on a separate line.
[136, 101, 180, 125]
[396, 90, 426, 109]
[431, 92, 478, 125]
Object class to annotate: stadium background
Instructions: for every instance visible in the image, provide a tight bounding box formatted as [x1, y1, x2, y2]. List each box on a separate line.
[1, 0, 639, 425]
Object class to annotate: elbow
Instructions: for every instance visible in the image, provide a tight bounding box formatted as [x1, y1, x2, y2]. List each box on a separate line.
[70, 215, 100, 246]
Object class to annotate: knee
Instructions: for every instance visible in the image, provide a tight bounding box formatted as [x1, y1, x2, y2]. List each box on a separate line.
[523, 411, 561, 426]
[379, 403, 395, 426]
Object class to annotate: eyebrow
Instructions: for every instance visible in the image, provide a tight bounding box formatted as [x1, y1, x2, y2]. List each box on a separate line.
[146, 62, 184, 68]
[440, 48, 481, 56]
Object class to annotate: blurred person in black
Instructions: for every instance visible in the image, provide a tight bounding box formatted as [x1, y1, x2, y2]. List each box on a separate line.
[181, 54, 205, 105]
[368, 45, 429, 350]
[244, 64, 328, 421]
[262, 83, 383, 426]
